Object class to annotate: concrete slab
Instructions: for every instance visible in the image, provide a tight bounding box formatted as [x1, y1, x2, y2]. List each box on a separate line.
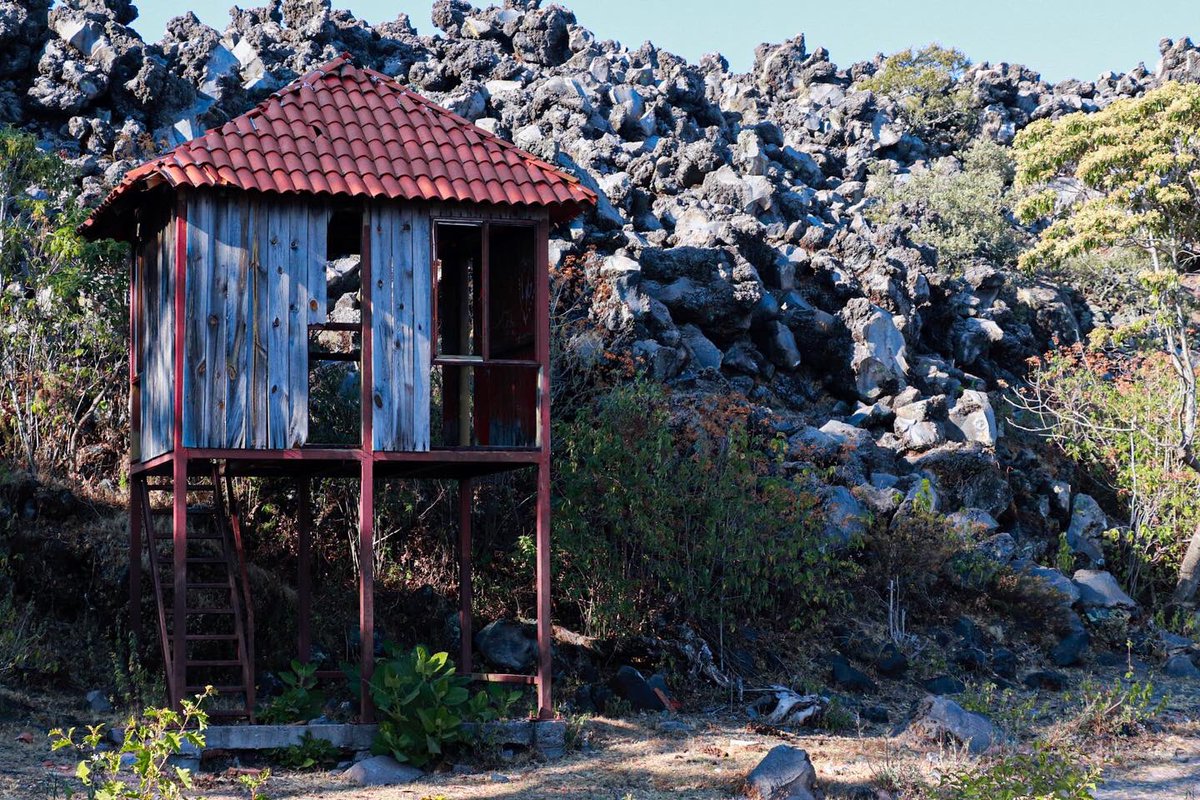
[203, 724, 377, 751]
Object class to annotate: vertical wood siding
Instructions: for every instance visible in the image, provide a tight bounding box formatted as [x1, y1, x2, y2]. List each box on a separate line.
[137, 212, 175, 460]
[181, 192, 332, 449]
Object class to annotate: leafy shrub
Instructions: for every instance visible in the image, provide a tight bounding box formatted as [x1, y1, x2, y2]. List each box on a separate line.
[0, 127, 127, 478]
[868, 139, 1024, 273]
[1016, 345, 1200, 601]
[369, 645, 519, 768]
[864, 482, 964, 613]
[934, 744, 1100, 800]
[260, 659, 325, 724]
[859, 44, 976, 143]
[1067, 671, 1164, 738]
[554, 381, 849, 637]
[958, 681, 1042, 741]
[50, 687, 226, 800]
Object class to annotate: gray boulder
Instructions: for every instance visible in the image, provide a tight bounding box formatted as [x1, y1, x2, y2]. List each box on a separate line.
[841, 299, 908, 401]
[1022, 564, 1081, 606]
[475, 619, 537, 672]
[744, 745, 817, 800]
[1073, 570, 1137, 610]
[1165, 654, 1200, 679]
[907, 695, 999, 755]
[947, 390, 997, 446]
[343, 755, 422, 786]
[819, 485, 871, 549]
[1065, 494, 1107, 568]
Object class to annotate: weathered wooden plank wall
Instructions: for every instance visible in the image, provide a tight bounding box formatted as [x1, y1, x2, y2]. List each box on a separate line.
[142, 191, 479, 455]
[137, 212, 175, 460]
[181, 192, 332, 449]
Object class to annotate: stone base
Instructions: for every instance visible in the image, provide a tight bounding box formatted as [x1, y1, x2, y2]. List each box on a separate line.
[202, 719, 568, 759]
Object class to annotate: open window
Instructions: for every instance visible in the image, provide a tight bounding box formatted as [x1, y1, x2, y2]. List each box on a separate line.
[432, 221, 540, 449]
[307, 206, 363, 446]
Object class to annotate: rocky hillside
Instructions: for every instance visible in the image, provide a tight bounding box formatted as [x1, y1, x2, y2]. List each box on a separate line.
[5, 0, 1200, 662]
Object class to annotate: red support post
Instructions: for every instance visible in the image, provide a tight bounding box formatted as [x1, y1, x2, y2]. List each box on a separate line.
[358, 457, 375, 722]
[129, 475, 142, 647]
[458, 478, 473, 674]
[358, 206, 376, 722]
[534, 217, 553, 720]
[297, 476, 312, 664]
[171, 199, 189, 709]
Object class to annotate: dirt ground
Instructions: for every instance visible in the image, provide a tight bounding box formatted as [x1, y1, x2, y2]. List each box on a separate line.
[3, 669, 1199, 800]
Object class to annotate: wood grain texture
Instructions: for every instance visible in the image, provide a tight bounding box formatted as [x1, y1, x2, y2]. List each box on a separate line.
[287, 203, 309, 448]
[307, 203, 329, 325]
[225, 197, 250, 448]
[184, 193, 212, 447]
[411, 207, 432, 451]
[250, 197, 269, 448]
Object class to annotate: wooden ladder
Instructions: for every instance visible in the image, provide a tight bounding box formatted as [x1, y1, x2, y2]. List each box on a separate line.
[140, 463, 256, 720]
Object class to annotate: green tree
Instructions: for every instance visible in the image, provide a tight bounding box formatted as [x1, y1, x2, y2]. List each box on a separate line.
[1014, 81, 1200, 605]
[859, 44, 976, 143]
[868, 138, 1024, 273]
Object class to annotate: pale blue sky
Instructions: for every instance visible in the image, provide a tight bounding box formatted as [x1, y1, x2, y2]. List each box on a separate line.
[128, 0, 1199, 82]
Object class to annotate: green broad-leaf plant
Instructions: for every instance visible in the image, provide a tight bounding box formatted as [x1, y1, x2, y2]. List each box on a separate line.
[368, 645, 519, 768]
[1014, 80, 1200, 606]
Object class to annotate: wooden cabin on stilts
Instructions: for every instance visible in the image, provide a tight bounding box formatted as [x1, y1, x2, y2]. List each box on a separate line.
[81, 54, 595, 723]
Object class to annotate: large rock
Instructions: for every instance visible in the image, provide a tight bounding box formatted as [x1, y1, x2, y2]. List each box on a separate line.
[1022, 564, 1081, 606]
[819, 486, 871, 549]
[947, 390, 997, 446]
[343, 755, 422, 786]
[907, 695, 998, 755]
[1065, 494, 1107, 568]
[906, 444, 1012, 518]
[475, 619, 537, 672]
[1073, 570, 1137, 610]
[745, 745, 817, 800]
[841, 298, 908, 401]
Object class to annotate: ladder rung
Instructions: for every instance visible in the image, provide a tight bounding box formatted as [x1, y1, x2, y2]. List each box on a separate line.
[185, 634, 239, 641]
[185, 659, 243, 667]
[147, 484, 217, 492]
[153, 533, 223, 540]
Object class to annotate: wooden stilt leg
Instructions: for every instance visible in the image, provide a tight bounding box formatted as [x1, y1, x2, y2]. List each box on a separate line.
[535, 458, 553, 719]
[172, 455, 188, 708]
[458, 478, 473, 674]
[129, 475, 143, 648]
[298, 476, 312, 663]
[359, 458, 375, 722]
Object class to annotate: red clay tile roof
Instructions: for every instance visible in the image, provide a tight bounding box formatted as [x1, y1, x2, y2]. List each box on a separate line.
[82, 54, 595, 237]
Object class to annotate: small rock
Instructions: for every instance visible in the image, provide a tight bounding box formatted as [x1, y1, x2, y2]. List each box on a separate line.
[921, 675, 965, 695]
[611, 665, 667, 711]
[874, 643, 908, 677]
[86, 690, 113, 714]
[744, 744, 818, 800]
[343, 755, 422, 786]
[1024, 671, 1069, 691]
[829, 654, 876, 693]
[1165, 654, 1200, 679]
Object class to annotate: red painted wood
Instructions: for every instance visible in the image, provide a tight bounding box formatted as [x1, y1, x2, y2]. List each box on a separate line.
[458, 478, 473, 674]
[298, 476, 312, 663]
[129, 475, 143, 647]
[534, 218, 553, 719]
[358, 208, 376, 722]
[171, 197, 189, 709]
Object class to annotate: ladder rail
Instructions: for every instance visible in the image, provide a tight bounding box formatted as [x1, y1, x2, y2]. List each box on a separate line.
[140, 480, 176, 704]
[213, 464, 257, 721]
